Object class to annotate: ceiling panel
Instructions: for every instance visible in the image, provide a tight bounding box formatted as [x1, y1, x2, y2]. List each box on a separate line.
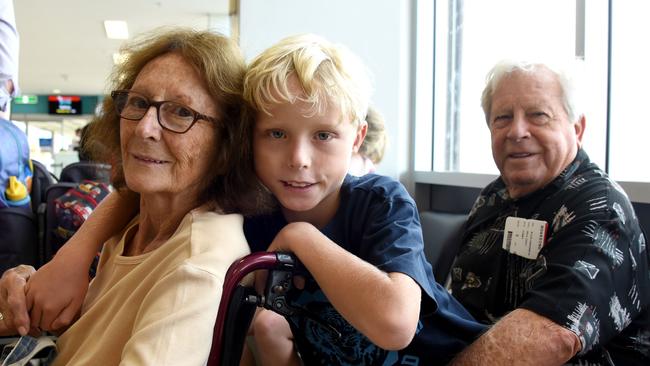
[14, 0, 232, 95]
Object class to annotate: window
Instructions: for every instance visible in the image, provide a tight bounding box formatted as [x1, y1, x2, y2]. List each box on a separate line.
[414, 0, 649, 201]
[609, 0, 650, 182]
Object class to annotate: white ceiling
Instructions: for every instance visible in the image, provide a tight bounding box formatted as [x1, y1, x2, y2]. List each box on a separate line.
[13, 0, 233, 96]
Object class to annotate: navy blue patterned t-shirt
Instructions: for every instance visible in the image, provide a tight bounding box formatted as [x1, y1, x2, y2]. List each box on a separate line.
[450, 149, 650, 365]
[245, 174, 485, 365]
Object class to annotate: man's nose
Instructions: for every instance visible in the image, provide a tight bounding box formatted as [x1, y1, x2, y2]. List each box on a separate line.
[506, 114, 531, 141]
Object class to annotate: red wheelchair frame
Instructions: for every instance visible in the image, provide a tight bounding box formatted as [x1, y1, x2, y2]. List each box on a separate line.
[207, 251, 298, 366]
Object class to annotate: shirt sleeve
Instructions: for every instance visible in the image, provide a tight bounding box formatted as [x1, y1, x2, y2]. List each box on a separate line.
[0, 0, 19, 92]
[519, 180, 647, 355]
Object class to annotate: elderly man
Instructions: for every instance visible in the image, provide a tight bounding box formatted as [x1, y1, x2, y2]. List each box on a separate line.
[449, 60, 650, 365]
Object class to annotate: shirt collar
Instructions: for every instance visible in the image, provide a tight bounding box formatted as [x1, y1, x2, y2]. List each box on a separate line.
[494, 148, 590, 202]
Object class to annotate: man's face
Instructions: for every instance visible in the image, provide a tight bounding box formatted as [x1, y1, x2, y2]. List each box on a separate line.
[489, 68, 585, 199]
[252, 78, 366, 227]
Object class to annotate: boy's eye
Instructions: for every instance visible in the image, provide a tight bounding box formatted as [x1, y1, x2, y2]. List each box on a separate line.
[315, 132, 333, 141]
[269, 130, 285, 139]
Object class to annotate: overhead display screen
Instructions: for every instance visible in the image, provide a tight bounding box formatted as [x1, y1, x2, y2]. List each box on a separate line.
[48, 95, 82, 115]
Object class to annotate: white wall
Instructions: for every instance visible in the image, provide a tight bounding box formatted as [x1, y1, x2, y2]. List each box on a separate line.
[239, 0, 413, 186]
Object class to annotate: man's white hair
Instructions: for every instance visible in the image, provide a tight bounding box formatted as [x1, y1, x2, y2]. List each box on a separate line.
[480, 59, 585, 124]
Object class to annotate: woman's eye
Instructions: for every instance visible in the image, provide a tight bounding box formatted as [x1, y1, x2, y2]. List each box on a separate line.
[315, 132, 332, 141]
[173, 106, 194, 118]
[129, 96, 149, 109]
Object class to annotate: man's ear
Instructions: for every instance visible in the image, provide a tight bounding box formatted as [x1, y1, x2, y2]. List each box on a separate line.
[575, 115, 586, 148]
[352, 121, 368, 153]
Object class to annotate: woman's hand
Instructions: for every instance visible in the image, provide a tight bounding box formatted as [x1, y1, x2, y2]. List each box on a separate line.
[24, 248, 90, 333]
[0, 265, 35, 336]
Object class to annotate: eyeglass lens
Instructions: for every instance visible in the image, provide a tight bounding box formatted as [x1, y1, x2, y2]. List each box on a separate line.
[114, 91, 198, 133]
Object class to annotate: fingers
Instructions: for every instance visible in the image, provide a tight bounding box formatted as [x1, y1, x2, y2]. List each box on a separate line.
[293, 275, 306, 290]
[0, 265, 35, 335]
[28, 301, 43, 333]
[28, 287, 80, 332]
[50, 297, 81, 331]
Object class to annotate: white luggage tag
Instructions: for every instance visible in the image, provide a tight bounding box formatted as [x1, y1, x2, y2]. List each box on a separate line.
[502, 217, 548, 260]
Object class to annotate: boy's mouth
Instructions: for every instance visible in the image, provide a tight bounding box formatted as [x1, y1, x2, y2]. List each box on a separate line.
[282, 180, 315, 188]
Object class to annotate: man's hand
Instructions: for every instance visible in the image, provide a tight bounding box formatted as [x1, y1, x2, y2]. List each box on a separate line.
[451, 308, 582, 366]
[0, 265, 35, 336]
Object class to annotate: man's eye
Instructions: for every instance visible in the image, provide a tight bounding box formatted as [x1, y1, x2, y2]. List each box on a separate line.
[530, 112, 551, 124]
[315, 132, 332, 141]
[269, 130, 285, 139]
[491, 115, 510, 127]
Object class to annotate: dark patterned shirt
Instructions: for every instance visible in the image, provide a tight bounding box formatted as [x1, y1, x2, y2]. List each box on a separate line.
[450, 149, 650, 365]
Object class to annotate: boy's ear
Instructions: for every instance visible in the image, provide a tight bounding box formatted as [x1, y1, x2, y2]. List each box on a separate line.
[352, 121, 368, 153]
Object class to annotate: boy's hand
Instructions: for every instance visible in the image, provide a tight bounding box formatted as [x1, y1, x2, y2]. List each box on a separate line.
[24, 251, 89, 333]
[0, 265, 35, 336]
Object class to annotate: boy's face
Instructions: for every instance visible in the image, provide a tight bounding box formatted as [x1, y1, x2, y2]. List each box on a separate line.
[253, 82, 367, 227]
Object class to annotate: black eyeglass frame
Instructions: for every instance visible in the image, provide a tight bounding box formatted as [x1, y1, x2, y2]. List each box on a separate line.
[110, 89, 218, 134]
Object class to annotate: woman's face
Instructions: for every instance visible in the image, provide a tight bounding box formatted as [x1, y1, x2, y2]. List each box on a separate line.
[119, 53, 219, 201]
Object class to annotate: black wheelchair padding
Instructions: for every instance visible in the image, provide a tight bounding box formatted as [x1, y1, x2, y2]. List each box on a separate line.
[219, 285, 258, 366]
[261, 252, 300, 317]
[256, 253, 342, 339]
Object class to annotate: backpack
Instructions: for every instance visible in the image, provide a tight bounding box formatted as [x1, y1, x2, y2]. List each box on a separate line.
[53, 180, 111, 239]
[0, 118, 32, 208]
[53, 181, 111, 266]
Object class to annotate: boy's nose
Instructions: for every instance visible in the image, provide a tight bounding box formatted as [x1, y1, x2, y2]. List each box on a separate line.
[288, 140, 311, 169]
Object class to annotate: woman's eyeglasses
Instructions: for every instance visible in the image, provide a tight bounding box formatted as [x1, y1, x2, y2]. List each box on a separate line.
[111, 90, 217, 134]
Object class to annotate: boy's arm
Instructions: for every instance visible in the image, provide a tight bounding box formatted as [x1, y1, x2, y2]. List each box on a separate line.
[268, 222, 421, 351]
[24, 190, 139, 332]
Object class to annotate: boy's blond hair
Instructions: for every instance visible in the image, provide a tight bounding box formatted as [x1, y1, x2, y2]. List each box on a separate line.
[244, 34, 372, 125]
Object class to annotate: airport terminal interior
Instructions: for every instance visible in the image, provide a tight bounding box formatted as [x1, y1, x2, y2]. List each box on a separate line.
[2, 0, 650, 365]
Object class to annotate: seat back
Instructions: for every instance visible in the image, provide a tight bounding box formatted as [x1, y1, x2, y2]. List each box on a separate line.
[30, 159, 55, 215]
[38, 182, 77, 264]
[59, 162, 111, 183]
[420, 211, 467, 283]
[0, 207, 38, 273]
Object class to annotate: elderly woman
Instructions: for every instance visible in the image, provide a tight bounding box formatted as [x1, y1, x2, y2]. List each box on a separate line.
[0, 28, 261, 365]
